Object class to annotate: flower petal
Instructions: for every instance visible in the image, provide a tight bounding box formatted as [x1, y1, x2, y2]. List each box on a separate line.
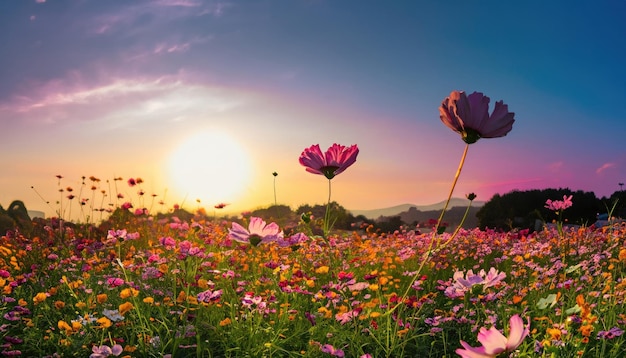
[505, 314, 529, 350]
[477, 327, 507, 354]
[299, 144, 326, 175]
[228, 222, 251, 243]
[455, 341, 494, 358]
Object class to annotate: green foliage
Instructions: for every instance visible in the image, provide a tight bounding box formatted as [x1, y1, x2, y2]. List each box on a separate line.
[477, 188, 605, 231]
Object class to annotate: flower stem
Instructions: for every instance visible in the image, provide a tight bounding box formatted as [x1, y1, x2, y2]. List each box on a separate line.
[324, 179, 332, 238]
[436, 143, 469, 232]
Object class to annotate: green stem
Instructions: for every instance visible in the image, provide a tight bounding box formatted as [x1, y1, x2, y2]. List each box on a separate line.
[324, 179, 332, 238]
[438, 200, 474, 250]
[436, 143, 469, 232]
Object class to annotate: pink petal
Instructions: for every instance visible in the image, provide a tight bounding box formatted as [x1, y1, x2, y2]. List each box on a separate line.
[455, 341, 494, 358]
[505, 314, 529, 350]
[477, 327, 507, 354]
[299, 144, 326, 175]
[228, 222, 251, 242]
[248, 217, 268, 236]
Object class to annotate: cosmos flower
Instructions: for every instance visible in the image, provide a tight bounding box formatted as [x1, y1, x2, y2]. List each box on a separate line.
[440, 90, 515, 144]
[90, 344, 123, 358]
[545, 195, 573, 212]
[228, 217, 284, 246]
[456, 314, 529, 358]
[299, 143, 359, 179]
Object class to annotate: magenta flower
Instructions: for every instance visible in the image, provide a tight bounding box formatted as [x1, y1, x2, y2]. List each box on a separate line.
[456, 314, 529, 358]
[299, 143, 359, 179]
[228, 217, 284, 246]
[440, 90, 515, 144]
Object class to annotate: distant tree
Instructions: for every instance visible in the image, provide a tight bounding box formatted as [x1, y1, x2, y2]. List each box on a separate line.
[477, 188, 601, 231]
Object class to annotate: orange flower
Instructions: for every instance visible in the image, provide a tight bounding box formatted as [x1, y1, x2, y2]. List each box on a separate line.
[546, 327, 561, 340]
[33, 292, 48, 304]
[580, 324, 594, 338]
[97, 294, 108, 304]
[54, 300, 65, 309]
[219, 318, 232, 326]
[120, 288, 139, 299]
[58, 320, 72, 333]
[96, 316, 112, 328]
[119, 301, 134, 315]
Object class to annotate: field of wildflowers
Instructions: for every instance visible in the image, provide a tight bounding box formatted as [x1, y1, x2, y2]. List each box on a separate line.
[1, 90, 625, 357]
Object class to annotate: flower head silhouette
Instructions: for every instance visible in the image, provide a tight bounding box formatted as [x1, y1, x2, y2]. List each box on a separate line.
[440, 90, 515, 144]
[299, 143, 359, 180]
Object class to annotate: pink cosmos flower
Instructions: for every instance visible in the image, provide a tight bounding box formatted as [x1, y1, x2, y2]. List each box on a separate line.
[90, 344, 123, 358]
[545, 195, 573, 212]
[440, 90, 515, 144]
[299, 143, 359, 179]
[456, 314, 529, 358]
[228, 217, 284, 246]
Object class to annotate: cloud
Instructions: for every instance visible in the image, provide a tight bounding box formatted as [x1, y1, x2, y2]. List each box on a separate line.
[89, 0, 228, 35]
[596, 162, 616, 174]
[0, 74, 246, 127]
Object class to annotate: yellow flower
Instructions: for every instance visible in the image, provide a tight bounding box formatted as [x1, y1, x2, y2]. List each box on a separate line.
[33, 292, 48, 304]
[315, 266, 329, 274]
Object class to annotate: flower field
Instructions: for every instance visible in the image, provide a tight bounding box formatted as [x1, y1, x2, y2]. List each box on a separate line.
[1, 210, 625, 357]
[2, 90, 624, 357]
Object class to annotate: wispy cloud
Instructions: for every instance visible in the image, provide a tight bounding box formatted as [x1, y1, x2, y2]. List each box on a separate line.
[596, 162, 616, 174]
[89, 0, 228, 36]
[0, 74, 245, 127]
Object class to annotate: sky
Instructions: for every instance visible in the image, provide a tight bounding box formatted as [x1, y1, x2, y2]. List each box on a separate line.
[1, 0, 625, 221]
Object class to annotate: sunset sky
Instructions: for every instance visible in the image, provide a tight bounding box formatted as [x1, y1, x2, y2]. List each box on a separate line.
[1, 0, 625, 220]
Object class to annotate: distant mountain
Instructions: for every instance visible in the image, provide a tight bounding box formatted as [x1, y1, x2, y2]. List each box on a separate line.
[349, 198, 485, 219]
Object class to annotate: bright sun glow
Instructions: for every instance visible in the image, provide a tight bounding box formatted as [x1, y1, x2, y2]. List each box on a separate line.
[167, 131, 251, 207]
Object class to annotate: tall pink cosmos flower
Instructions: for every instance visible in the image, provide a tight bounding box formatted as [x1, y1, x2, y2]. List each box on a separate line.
[440, 91, 515, 145]
[456, 314, 529, 358]
[228, 217, 283, 246]
[298, 143, 359, 238]
[299, 143, 359, 180]
[434, 90, 515, 235]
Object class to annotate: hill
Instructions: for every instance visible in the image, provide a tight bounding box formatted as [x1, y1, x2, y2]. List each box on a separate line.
[349, 198, 485, 219]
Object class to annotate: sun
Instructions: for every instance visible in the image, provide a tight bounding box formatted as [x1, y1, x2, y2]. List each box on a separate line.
[167, 131, 252, 207]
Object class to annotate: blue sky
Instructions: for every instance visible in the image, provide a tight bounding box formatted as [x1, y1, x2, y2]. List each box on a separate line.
[1, 0, 625, 219]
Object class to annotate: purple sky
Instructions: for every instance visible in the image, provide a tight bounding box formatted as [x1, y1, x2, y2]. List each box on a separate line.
[1, 0, 625, 220]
